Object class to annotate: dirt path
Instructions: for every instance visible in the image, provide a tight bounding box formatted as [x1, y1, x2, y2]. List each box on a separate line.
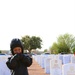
[28, 59, 50, 75]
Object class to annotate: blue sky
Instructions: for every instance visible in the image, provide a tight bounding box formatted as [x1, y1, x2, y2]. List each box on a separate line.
[0, 0, 74, 50]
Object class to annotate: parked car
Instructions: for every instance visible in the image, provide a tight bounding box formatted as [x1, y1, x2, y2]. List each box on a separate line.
[41, 52, 50, 55]
[0, 53, 6, 55]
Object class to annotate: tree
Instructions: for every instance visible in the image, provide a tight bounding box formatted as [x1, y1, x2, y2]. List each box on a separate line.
[72, 48, 75, 54]
[50, 42, 58, 54]
[58, 33, 75, 53]
[0, 50, 1, 53]
[21, 35, 31, 50]
[21, 35, 42, 53]
[44, 49, 48, 53]
[50, 33, 75, 54]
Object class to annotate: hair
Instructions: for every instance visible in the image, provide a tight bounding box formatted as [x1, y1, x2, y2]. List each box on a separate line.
[10, 38, 24, 55]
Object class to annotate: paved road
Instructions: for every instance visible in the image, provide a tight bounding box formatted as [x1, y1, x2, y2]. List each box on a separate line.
[28, 59, 49, 75]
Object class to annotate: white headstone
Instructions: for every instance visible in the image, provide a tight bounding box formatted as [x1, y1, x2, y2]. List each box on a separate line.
[0, 60, 11, 75]
[44, 57, 51, 74]
[40, 55, 49, 68]
[50, 59, 62, 75]
[62, 63, 75, 75]
[71, 55, 75, 63]
[62, 55, 71, 64]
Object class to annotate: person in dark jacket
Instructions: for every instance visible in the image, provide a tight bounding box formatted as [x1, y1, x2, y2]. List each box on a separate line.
[6, 38, 32, 75]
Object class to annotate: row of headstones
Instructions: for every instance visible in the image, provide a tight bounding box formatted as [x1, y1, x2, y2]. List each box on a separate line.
[0, 55, 11, 75]
[32, 54, 75, 75]
[32, 54, 72, 68]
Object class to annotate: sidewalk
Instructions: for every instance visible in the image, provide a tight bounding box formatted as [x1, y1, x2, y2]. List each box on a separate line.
[28, 59, 50, 75]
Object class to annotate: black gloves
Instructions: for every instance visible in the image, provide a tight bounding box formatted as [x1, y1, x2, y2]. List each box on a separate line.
[11, 53, 24, 61]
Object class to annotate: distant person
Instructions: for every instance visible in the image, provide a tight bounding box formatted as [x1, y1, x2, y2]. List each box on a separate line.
[6, 38, 32, 75]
